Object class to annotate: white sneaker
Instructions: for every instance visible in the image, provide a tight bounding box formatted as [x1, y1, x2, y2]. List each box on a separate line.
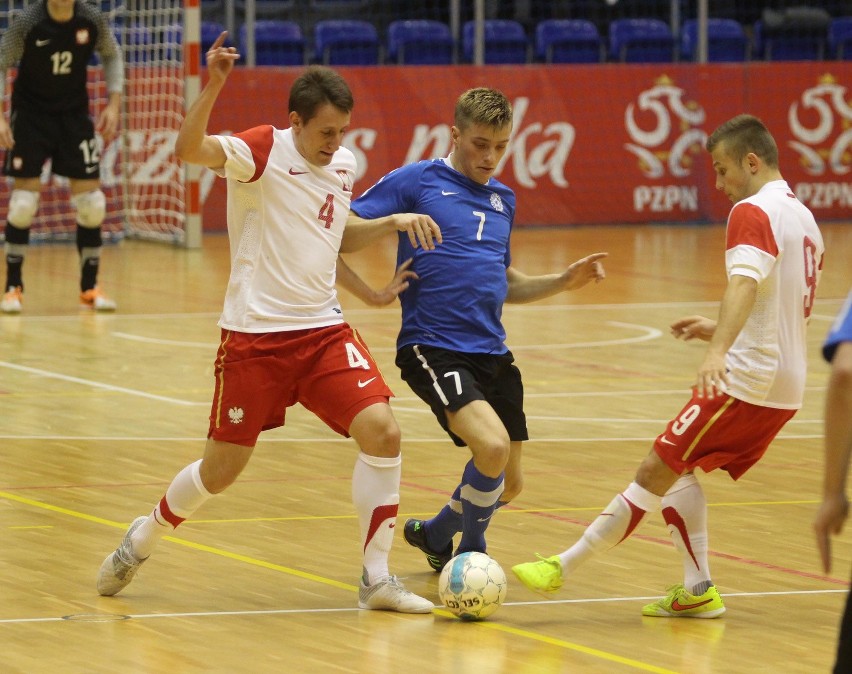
[80, 286, 117, 312]
[97, 516, 148, 596]
[1, 286, 22, 313]
[358, 575, 434, 613]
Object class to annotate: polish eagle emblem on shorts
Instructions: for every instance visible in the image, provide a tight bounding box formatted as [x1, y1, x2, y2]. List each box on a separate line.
[228, 407, 244, 424]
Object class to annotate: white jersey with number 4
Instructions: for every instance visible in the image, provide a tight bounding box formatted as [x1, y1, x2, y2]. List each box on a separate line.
[724, 179, 824, 409]
[212, 126, 356, 332]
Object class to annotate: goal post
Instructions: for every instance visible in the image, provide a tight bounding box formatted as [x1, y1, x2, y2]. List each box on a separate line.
[0, 0, 198, 247]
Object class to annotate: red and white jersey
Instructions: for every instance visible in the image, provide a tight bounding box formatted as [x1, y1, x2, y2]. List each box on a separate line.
[212, 126, 356, 332]
[724, 179, 824, 408]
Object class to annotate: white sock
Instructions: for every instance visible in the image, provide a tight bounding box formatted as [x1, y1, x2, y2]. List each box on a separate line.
[661, 474, 711, 594]
[130, 459, 213, 559]
[559, 481, 661, 574]
[352, 452, 401, 585]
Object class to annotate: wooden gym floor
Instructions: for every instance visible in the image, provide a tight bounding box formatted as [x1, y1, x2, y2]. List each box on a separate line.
[1, 222, 850, 673]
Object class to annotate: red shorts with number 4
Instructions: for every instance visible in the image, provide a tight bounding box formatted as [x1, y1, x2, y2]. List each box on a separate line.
[653, 389, 796, 480]
[207, 323, 393, 446]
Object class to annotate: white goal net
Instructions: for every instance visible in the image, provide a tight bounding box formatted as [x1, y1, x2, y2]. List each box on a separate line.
[1, 0, 189, 244]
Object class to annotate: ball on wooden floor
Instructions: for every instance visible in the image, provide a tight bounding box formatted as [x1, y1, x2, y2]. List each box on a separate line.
[437, 551, 507, 620]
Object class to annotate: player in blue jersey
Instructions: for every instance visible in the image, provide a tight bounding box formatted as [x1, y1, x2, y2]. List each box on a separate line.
[341, 87, 607, 570]
[814, 290, 852, 673]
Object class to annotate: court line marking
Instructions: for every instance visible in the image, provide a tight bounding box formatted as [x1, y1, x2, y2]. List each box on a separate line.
[0, 490, 679, 673]
[0, 434, 825, 442]
[110, 320, 662, 352]
[6, 297, 845, 322]
[0, 361, 203, 406]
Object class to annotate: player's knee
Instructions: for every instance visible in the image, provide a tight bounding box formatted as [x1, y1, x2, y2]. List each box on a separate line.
[7, 189, 40, 228]
[371, 416, 402, 454]
[472, 436, 510, 476]
[72, 189, 106, 228]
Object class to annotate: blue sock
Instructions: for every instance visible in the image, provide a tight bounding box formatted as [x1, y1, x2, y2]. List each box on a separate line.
[456, 460, 504, 555]
[425, 485, 462, 551]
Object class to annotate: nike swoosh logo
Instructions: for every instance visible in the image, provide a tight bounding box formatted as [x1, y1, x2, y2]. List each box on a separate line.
[357, 377, 377, 388]
[289, 168, 308, 175]
[671, 597, 714, 611]
[659, 437, 676, 446]
[441, 190, 458, 195]
[85, 166, 99, 174]
[36, 39, 51, 47]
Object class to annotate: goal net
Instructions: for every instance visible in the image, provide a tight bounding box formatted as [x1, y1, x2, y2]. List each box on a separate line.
[0, 0, 190, 244]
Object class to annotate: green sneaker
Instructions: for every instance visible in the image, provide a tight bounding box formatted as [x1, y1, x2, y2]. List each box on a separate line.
[511, 554, 564, 593]
[642, 584, 726, 618]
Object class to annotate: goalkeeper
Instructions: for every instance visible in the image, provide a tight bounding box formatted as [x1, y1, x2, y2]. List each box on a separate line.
[0, 0, 123, 313]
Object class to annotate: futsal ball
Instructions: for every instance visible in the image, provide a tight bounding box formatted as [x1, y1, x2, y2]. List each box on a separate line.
[437, 551, 508, 621]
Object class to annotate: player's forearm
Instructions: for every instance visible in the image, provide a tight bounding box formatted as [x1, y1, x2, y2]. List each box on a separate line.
[505, 270, 565, 303]
[340, 213, 397, 253]
[823, 343, 852, 497]
[175, 78, 225, 163]
[705, 274, 757, 358]
[335, 256, 380, 305]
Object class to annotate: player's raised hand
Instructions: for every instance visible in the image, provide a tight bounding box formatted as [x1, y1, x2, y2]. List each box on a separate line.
[394, 213, 442, 250]
[206, 32, 240, 81]
[563, 252, 607, 289]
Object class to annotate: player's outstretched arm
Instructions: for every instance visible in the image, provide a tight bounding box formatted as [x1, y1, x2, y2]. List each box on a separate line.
[175, 32, 238, 169]
[505, 252, 607, 304]
[342, 212, 441, 253]
[336, 256, 417, 307]
[814, 341, 852, 574]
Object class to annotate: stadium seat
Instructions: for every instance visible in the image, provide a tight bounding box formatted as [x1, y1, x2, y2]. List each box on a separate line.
[609, 18, 675, 63]
[754, 7, 830, 61]
[535, 19, 603, 64]
[680, 18, 748, 62]
[829, 17, 852, 60]
[387, 20, 453, 65]
[462, 19, 528, 64]
[314, 19, 380, 65]
[240, 20, 305, 66]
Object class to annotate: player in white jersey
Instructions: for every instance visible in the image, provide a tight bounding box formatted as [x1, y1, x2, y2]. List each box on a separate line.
[513, 114, 826, 619]
[95, 33, 433, 614]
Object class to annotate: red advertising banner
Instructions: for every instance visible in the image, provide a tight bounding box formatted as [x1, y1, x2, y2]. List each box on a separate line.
[202, 62, 852, 230]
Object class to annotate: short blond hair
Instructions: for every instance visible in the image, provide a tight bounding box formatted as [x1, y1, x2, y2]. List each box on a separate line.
[706, 114, 779, 168]
[454, 88, 512, 131]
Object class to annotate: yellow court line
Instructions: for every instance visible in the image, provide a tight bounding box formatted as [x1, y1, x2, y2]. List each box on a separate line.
[0, 490, 679, 673]
[0, 490, 355, 592]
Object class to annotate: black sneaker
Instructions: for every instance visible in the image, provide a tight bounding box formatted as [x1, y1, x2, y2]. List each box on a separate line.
[403, 518, 453, 572]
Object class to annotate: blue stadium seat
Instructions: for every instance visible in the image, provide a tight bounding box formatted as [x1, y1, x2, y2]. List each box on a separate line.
[681, 18, 748, 62]
[609, 18, 675, 63]
[462, 19, 528, 64]
[535, 19, 603, 64]
[240, 20, 304, 65]
[314, 19, 380, 65]
[387, 20, 453, 65]
[754, 7, 830, 61]
[829, 17, 852, 60]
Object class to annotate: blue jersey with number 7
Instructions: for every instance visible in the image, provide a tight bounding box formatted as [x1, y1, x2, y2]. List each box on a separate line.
[352, 158, 516, 354]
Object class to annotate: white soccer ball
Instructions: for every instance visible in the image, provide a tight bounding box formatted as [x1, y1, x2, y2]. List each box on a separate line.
[438, 551, 508, 620]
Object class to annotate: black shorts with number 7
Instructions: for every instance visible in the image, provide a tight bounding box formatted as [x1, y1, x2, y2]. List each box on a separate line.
[395, 343, 528, 448]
